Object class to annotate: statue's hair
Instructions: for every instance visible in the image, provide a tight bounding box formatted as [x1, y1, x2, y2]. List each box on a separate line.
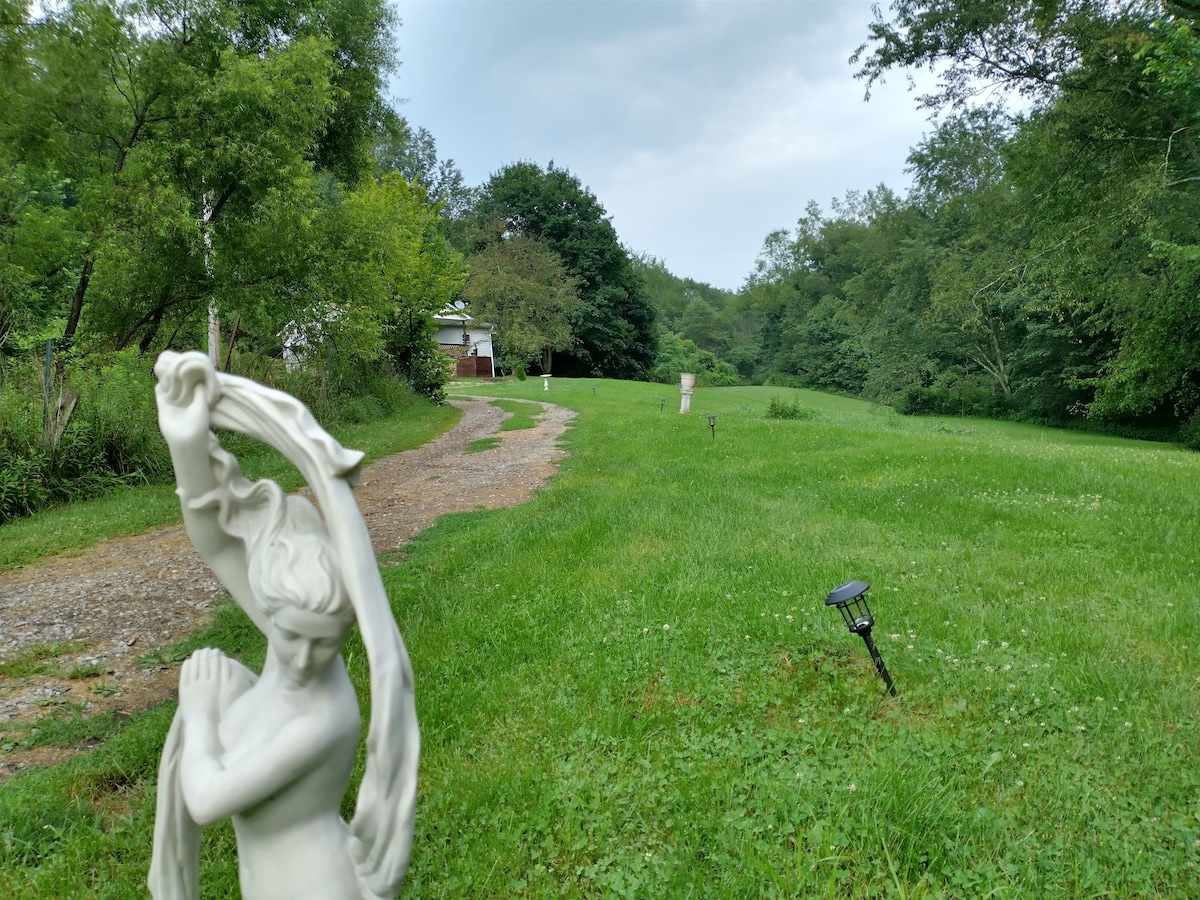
[248, 496, 352, 620]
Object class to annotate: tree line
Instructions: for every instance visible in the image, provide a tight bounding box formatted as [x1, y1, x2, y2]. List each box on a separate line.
[0, 0, 661, 387]
[638, 1, 1200, 446]
[0, 0, 665, 520]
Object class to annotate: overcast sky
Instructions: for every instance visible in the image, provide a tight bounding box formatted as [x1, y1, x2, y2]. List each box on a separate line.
[390, 0, 934, 292]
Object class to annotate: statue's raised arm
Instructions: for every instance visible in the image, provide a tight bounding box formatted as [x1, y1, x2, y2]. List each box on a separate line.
[149, 352, 419, 900]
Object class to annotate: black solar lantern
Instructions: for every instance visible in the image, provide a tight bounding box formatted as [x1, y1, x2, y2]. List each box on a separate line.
[825, 580, 897, 696]
[706, 414, 717, 439]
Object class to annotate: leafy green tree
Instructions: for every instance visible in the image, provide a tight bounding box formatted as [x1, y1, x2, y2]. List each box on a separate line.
[461, 220, 579, 374]
[631, 252, 751, 370]
[472, 162, 657, 379]
[851, 0, 1200, 433]
[0, 0, 398, 355]
[375, 119, 478, 228]
[648, 330, 742, 387]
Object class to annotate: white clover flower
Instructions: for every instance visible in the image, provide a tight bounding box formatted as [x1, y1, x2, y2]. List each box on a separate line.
[847, 783, 857, 792]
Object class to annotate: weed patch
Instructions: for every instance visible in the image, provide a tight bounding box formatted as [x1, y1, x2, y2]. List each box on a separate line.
[491, 399, 541, 431]
[465, 437, 502, 454]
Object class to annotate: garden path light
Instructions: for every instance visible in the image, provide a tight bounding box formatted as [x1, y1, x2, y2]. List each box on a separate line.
[825, 580, 897, 696]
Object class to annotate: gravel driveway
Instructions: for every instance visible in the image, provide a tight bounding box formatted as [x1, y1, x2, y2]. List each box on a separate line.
[0, 397, 574, 778]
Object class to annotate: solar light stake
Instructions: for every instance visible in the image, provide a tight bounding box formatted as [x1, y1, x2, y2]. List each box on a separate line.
[707, 414, 716, 439]
[825, 580, 897, 696]
[660, 397, 666, 412]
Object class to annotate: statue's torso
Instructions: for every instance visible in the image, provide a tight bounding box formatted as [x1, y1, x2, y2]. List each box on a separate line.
[220, 658, 362, 899]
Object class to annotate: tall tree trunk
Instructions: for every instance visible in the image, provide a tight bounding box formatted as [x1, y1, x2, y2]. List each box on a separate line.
[61, 255, 94, 345]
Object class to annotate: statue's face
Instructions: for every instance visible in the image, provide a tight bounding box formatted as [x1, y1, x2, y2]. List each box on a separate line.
[269, 605, 350, 684]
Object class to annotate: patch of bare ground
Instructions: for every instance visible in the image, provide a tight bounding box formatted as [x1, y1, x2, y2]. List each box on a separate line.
[0, 398, 574, 779]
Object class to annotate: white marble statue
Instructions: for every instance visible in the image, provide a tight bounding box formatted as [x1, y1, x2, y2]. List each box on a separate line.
[147, 351, 419, 900]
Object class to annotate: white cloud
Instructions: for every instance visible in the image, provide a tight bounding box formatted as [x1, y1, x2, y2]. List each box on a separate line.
[392, 0, 937, 290]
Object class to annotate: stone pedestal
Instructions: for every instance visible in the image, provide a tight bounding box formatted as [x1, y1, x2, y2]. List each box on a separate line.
[680, 372, 696, 413]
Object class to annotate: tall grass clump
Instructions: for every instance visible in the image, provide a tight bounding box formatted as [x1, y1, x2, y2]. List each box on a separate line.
[0, 349, 166, 523]
[0, 347, 430, 525]
[764, 394, 815, 420]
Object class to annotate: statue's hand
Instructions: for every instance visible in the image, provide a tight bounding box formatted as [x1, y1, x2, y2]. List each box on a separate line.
[155, 351, 218, 447]
[179, 647, 227, 723]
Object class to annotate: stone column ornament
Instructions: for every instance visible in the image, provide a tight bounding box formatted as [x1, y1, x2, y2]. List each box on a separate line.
[680, 372, 696, 413]
[148, 351, 418, 900]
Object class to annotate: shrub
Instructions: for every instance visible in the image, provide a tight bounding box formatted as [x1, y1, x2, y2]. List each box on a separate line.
[764, 395, 815, 420]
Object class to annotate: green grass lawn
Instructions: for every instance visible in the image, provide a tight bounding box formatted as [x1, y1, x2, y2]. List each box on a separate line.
[3, 379, 1200, 897]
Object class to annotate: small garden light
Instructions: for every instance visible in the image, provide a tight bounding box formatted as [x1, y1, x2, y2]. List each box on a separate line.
[825, 580, 897, 696]
[660, 397, 666, 412]
[707, 414, 716, 439]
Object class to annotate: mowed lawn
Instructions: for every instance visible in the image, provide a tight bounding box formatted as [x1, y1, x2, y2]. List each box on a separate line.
[3, 379, 1199, 898]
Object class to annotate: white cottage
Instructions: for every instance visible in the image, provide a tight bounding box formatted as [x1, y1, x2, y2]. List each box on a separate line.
[434, 305, 496, 377]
